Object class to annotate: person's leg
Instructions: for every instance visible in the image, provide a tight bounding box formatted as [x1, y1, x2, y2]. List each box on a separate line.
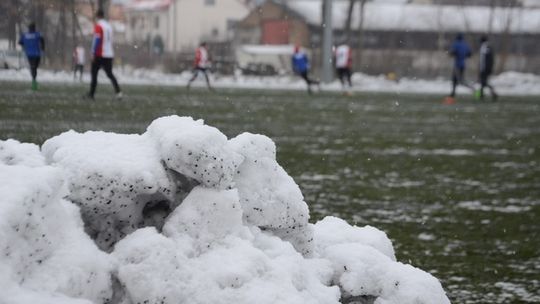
[88, 58, 101, 98]
[307, 73, 319, 85]
[346, 68, 352, 87]
[300, 71, 312, 94]
[337, 68, 345, 87]
[458, 68, 474, 91]
[479, 72, 487, 100]
[27, 57, 37, 81]
[486, 74, 498, 101]
[187, 68, 199, 88]
[450, 68, 458, 97]
[76, 65, 83, 81]
[102, 58, 121, 94]
[202, 69, 213, 90]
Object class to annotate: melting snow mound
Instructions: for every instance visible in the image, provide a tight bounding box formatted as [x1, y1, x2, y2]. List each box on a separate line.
[0, 116, 450, 304]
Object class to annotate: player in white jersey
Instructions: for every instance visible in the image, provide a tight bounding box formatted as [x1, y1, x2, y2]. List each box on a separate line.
[85, 9, 122, 100]
[335, 44, 353, 93]
[187, 42, 213, 91]
[73, 45, 85, 82]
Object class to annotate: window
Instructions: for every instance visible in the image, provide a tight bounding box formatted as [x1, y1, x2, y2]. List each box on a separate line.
[205, 0, 215, 6]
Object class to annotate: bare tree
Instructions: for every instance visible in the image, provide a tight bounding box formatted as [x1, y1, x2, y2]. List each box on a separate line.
[355, 0, 368, 68]
[497, 2, 519, 73]
[344, 0, 357, 42]
[457, 0, 472, 34]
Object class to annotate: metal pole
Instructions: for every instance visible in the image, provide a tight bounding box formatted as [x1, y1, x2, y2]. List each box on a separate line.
[321, 0, 333, 83]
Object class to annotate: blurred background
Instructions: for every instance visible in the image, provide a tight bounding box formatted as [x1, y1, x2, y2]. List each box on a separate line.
[1, 0, 539, 79]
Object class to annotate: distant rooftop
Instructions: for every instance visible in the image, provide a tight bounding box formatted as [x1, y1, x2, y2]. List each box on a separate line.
[284, 0, 540, 34]
[124, 0, 172, 11]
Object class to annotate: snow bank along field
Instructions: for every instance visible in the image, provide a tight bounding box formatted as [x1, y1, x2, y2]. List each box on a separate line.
[1, 68, 540, 96]
[1, 115, 451, 303]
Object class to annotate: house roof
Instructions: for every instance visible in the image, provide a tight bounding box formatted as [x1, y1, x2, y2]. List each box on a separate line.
[125, 0, 171, 11]
[284, 0, 540, 34]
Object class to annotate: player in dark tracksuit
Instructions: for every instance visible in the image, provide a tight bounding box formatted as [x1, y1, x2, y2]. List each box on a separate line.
[478, 36, 498, 101]
[18, 23, 45, 91]
[449, 33, 474, 98]
[292, 46, 320, 94]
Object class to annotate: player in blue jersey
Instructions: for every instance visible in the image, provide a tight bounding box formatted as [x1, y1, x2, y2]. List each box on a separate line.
[19, 23, 45, 91]
[292, 45, 320, 94]
[447, 33, 474, 102]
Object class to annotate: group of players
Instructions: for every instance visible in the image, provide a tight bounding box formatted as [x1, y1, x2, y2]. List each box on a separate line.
[19, 9, 121, 100]
[291, 34, 498, 101]
[18, 9, 497, 101]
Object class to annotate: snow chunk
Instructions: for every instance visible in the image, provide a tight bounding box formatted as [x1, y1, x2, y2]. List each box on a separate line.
[163, 186, 248, 252]
[374, 262, 451, 304]
[313, 217, 449, 304]
[114, 187, 340, 304]
[0, 165, 112, 303]
[313, 216, 396, 261]
[42, 130, 179, 251]
[146, 116, 243, 189]
[229, 132, 312, 255]
[0, 139, 45, 167]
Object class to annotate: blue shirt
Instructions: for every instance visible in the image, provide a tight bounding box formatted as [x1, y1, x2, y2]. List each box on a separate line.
[19, 32, 43, 57]
[292, 52, 309, 73]
[450, 39, 471, 69]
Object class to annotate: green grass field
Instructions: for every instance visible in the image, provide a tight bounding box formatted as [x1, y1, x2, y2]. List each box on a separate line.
[1, 81, 539, 303]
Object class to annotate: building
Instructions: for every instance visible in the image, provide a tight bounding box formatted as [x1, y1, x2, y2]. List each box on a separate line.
[235, 0, 310, 47]
[235, 0, 540, 76]
[124, 0, 250, 53]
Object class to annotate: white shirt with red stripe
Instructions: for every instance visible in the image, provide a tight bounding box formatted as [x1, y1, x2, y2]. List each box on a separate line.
[92, 19, 114, 58]
[335, 44, 352, 69]
[194, 46, 210, 68]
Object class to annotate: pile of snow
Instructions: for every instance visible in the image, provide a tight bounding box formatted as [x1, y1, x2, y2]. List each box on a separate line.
[0, 116, 450, 304]
[0, 165, 112, 304]
[1, 68, 540, 95]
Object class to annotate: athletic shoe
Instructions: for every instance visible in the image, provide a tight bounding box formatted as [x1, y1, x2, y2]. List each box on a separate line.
[31, 80, 38, 91]
[116, 92, 123, 100]
[443, 96, 456, 105]
[474, 90, 482, 100]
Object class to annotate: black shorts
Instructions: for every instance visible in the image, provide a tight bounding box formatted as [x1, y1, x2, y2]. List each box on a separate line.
[336, 67, 351, 79]
[27, 56, 41, 69]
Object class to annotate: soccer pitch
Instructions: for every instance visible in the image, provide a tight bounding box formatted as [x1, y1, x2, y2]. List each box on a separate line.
[1, 81, 539, 303]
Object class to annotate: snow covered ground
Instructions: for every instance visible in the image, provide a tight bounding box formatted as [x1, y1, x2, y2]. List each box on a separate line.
[0, 116, 451, 304]
[1, 67, 540, 96]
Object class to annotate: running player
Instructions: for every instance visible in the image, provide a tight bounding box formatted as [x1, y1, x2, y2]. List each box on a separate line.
[85, 9, 122, 100]
[18, 23, 45, 91]
[186, 42, 213, 91]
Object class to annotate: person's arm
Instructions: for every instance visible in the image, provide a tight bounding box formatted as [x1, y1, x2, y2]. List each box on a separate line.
[194, 48, 201, 67]
[291, 56, 297, 73]
[91, 24, 102, 59]
[479, 47, 485, 72]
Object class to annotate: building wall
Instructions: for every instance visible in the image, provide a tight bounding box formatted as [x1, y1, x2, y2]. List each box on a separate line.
[235, 1, 309, 46]
[167, 0, 249, 52]
[125, 10, 170, 50]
